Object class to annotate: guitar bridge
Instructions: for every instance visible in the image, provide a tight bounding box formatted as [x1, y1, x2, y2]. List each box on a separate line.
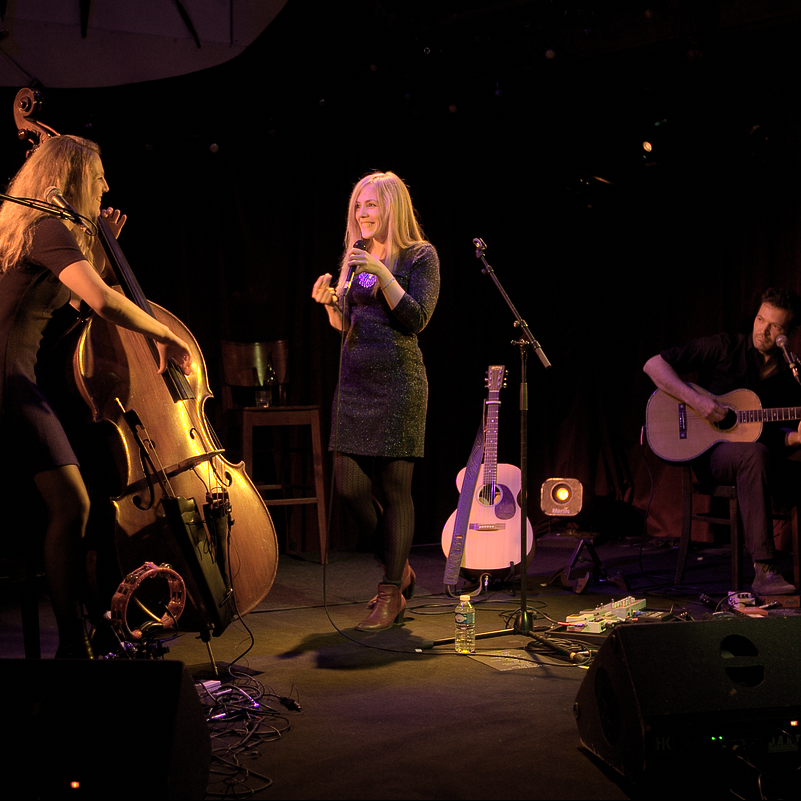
[678, 402, 687, 440]
[468, 523, 506, 531]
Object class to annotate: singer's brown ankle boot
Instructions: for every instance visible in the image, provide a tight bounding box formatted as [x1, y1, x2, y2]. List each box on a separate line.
[366, 561, 416, 609]
[356, 583, 406, 631]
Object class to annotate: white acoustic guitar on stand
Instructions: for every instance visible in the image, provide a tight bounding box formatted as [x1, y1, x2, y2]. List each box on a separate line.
[441, 365, 534, 571]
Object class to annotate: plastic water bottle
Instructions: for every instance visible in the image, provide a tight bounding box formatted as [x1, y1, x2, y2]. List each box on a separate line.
[455, 594, 475, 654]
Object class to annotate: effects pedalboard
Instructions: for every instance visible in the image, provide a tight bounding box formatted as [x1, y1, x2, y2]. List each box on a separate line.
[564, 596, 657, 633]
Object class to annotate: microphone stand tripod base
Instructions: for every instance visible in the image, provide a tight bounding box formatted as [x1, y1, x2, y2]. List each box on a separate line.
[510, 607, 534, 635]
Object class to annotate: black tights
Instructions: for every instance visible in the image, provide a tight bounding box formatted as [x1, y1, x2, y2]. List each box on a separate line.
[334, 453, 415, 584]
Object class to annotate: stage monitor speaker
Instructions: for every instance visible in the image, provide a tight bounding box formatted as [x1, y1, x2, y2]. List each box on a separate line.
[1, 658, 211, 800]
[573, 617, 801, 793]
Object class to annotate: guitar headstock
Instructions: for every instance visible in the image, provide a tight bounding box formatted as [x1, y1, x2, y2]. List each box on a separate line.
[485, 365, 506, 393]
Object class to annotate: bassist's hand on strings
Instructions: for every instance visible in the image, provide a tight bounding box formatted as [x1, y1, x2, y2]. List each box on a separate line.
[156, 335, 193, 376]
[100, 206, 127, 237]
[91, 208, 127, 279]
[100, 208, 128, 234]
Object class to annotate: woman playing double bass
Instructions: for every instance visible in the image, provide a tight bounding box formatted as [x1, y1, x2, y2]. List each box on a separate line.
[0, 135, 192, 658]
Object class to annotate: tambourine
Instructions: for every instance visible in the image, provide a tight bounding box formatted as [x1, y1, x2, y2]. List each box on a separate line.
[110, 561, 186, 641]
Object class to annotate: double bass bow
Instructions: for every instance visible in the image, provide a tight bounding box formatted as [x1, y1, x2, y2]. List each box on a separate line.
[13, 88, 278, 647]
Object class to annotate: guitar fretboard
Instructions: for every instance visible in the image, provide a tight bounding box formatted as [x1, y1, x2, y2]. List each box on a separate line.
[738, 406, 801, 423]
[484, 397, 500, 485]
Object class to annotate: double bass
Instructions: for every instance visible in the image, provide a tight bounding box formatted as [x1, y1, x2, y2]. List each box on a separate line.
[12, 88, 278, 647]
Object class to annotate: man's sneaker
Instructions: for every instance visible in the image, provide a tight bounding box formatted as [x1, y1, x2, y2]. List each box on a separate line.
[751, 562, 797, 596]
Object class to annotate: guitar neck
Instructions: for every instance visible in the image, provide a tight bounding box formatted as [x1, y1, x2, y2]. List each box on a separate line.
[739, 406, 801, 423]
[484, 396, 500, 482]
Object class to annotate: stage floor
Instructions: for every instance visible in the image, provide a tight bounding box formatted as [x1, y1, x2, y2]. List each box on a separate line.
[2, 532, 800, 800]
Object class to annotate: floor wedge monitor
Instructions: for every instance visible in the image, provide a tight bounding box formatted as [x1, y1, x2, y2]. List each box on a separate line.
[2, 658, 211, 800]
[573, 617, 801, 794]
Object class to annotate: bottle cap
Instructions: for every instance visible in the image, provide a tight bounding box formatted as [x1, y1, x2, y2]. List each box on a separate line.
[459, 594, 470, 601]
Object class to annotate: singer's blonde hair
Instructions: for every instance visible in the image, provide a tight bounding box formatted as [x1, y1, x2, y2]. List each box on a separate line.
[0, 135, 101, 273]
[336, 171, 427, 295]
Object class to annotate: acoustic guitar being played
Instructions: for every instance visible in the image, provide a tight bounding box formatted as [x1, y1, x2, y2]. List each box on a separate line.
[645, 383, 801, 461]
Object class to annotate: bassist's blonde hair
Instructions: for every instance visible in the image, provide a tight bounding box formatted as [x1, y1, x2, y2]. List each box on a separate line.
[0, 135, 100, 273]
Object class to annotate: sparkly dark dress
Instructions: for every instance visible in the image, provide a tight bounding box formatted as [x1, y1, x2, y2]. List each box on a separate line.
[329, 242, 440, 458]
[0, 218, 85, 475]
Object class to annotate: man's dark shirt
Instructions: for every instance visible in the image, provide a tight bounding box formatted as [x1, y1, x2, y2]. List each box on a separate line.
[661, 332, 801, 453]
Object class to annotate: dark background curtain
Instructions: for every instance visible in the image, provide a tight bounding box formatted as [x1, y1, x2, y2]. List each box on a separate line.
[4, 1, 801, 552]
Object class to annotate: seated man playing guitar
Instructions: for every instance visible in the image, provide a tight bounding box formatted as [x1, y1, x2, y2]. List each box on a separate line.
[643, 287, 801, 596]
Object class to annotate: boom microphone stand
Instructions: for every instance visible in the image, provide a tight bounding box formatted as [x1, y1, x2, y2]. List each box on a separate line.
[429, 238, 560, 651]
[0, 191, 96, 232]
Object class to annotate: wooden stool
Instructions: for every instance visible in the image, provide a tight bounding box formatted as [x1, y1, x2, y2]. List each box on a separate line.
[220, 340, 328, 563]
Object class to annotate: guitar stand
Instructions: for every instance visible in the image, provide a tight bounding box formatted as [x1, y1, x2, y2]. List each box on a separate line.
[548, 537, 630, 594]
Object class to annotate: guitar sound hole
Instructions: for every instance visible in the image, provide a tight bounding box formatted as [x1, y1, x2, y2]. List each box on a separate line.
[478, 485, 500, 506]
[714, 409, 738, 433]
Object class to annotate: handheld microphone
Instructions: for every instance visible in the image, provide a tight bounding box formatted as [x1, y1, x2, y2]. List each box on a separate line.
[45, 186, 92, 232]
[344, 239, 367, 295]
[776, 334, 800, 381]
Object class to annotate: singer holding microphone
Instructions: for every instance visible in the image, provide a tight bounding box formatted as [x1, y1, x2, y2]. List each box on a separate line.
[311, 171, 440, 631]
[643, 287, 801, 596]
[0, 134, 192, 658]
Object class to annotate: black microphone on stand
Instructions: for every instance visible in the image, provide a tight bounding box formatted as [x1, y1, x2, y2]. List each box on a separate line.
[776, 334, 800, 383]
[344, 239, 367, 296]
[44, 186, 93, 233]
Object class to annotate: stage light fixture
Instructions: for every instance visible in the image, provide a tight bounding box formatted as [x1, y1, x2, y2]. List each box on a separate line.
[541, 478, 583, 517]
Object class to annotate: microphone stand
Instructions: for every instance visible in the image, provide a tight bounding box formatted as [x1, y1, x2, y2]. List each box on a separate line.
[777, 335, 801, 387]
[0, 192, 95, 232]
[428, 238, 563, 655]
